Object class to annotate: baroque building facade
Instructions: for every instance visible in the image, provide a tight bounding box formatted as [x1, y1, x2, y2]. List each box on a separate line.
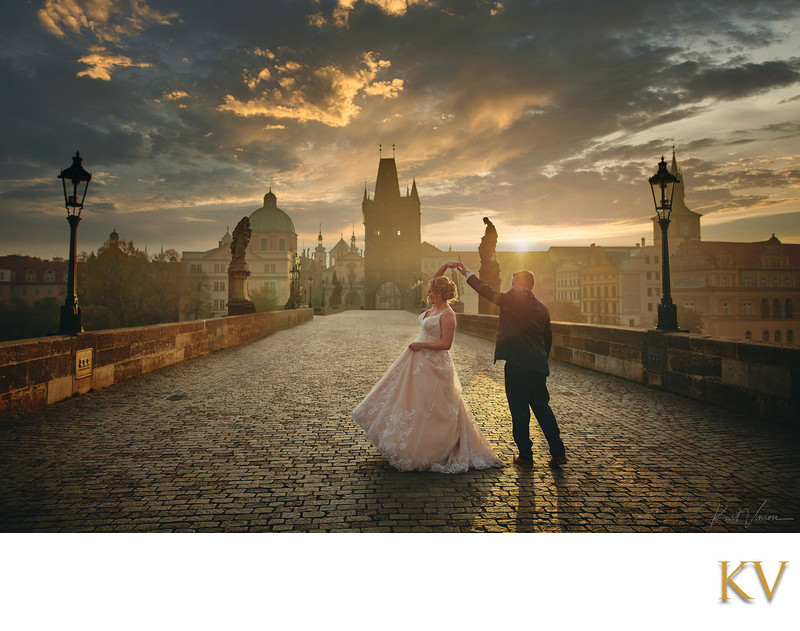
[300, 229, 365, 309]
[671, 235, 800, 343]
[181, 189, 297, 319]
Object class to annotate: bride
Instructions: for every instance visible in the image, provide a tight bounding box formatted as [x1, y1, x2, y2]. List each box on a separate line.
[352, 263, 503, 473]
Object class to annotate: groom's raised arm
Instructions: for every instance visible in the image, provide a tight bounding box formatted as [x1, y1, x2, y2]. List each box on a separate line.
[456, 264, 505, 307]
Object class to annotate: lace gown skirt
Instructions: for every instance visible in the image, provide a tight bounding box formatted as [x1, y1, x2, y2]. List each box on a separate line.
[352, 311, 503, 473]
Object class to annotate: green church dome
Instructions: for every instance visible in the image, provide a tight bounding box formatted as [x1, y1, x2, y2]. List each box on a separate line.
[249, 189, 295, 234]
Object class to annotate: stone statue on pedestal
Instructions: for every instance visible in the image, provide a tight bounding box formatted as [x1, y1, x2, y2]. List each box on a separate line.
[478, 217, 501, 315]
[227, 216, 256, 315]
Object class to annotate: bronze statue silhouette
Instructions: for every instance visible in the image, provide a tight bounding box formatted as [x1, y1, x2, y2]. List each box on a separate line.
[478, 217, 501, 315]
[230, 217, 251, 268]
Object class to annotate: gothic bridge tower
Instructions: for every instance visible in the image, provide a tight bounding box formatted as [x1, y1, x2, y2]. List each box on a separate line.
[362, 153, 421, 309]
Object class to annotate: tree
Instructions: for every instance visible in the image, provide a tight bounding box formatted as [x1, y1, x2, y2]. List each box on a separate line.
[677, 305, 703, 333]
[79, 238, 184, 329]
[250, 285, 280, 312]
[80, 239, 151, 330]
[181, 267, 213, 321]
[0, 297, 61, 342]
[546, 300, 585, 323]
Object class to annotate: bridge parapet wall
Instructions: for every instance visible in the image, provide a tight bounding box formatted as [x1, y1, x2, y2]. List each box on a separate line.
[456, 314, 799, 425]
[0, 309, 312, 418]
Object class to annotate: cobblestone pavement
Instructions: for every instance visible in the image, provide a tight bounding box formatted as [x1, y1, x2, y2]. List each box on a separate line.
[1, 310, 799, 533]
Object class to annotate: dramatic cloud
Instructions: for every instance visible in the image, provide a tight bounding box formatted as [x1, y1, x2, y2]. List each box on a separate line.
[218, 51, 404, 127]
[2, 0, 799, 259]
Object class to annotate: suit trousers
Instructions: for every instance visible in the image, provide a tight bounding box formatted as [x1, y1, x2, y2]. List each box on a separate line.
[503, 363, 565, 460]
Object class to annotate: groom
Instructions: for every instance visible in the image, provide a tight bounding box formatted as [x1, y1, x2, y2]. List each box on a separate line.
[452, 262, 566, 467]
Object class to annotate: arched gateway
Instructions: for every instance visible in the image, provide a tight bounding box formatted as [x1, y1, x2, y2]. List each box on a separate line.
[375, 282, 402, 310]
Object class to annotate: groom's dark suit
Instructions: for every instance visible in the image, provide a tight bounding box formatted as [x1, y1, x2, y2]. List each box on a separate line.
[466, 273, 565, 462]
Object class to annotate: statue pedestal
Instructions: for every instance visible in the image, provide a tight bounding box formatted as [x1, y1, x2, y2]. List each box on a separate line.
[227, 265, 256, 315]
[478, 264, 501, 316]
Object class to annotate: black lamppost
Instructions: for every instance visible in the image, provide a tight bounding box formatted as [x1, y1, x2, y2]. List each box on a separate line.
[57, 151, 92, 334]
[309, 276, 314, 308]
[649, 155, 680, 331]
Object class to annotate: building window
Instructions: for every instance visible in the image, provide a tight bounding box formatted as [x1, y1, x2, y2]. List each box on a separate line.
[190, 264, 202, 273]
[786, 299, 793, 320]
[762, 330, 770, 342]
[742, 302, 752, 316]
[213, 281, 225, 291]
[745, 331, 752, 340]
[648, 303, 653, 312]
[646, 272, 651, 280]
[774, 330, 782, 343]
[25, 270, 36, 282]
[761, 298, 770, 319]
[279, 239, 286, 251]
[45, 270, 55, 282]
[773, 298, 782, 319]
[261, 239, 268, 250]
[722, 302, 729, 316]
[787, 330, 794, 343]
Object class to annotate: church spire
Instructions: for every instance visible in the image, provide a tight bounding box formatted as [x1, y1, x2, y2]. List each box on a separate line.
[374, 156, 401, 201]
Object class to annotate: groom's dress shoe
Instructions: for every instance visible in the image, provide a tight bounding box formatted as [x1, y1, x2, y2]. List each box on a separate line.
[513, 456, 533, 467]
[548, 456, 567, 467]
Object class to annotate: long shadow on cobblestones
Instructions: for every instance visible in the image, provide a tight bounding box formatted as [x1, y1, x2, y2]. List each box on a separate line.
[1, 310, 799, 532]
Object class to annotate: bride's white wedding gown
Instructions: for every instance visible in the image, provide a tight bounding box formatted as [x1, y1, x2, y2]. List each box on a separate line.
[352, 309, 503, 473]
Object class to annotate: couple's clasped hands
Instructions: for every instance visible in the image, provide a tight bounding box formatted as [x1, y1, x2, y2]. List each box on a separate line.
[445, 261, 468, 276]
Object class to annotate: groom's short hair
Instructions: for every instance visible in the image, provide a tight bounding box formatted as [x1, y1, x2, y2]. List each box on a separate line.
[513, 270, 535, 290]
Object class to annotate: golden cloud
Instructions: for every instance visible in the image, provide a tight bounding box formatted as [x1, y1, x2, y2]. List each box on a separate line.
[77, 47, 153, 80]
[318, 0, 431, 27]
[218, 52, 404, 127]
[38, 0, 178, 43]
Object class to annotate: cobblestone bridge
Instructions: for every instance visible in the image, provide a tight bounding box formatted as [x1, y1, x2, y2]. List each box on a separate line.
[1, 310, 798, 532]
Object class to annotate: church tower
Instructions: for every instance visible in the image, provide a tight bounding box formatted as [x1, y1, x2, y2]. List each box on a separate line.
[653, 148, 702, 252]
[362, 152, 421, 309]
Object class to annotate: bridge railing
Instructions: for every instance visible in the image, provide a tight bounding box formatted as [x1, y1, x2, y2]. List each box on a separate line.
[0, 309, 313, 418]
[456, 314, 799, 426]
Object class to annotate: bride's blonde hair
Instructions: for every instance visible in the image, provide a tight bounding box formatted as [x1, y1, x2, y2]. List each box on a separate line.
[429, 276, 457, 303]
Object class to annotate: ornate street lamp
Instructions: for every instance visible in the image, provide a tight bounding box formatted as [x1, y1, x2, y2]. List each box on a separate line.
[284, 252, 302, 309]
[308, 276, 314, 308]
[649, 155, 680, 331]
[57, 151, 92, 334]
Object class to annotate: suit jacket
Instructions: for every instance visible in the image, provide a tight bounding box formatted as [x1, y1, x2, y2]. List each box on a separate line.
[467, 274, 552, 375]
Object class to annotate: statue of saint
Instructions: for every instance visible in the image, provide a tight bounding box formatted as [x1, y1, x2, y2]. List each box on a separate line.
[231, 217, 251, 267]
[478, 217, 501, 315]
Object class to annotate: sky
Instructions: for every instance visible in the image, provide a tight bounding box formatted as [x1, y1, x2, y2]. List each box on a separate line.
[1, 0, 799, 261]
